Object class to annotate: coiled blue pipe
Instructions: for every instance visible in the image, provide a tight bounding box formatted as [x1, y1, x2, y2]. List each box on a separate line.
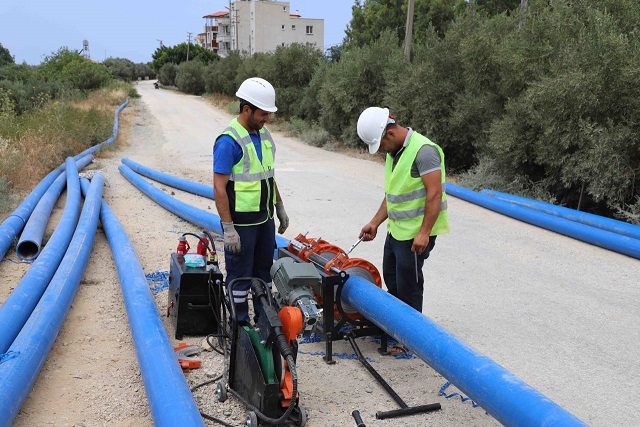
[447, 183, 640, 259]
[481, 188, 640, 240]
[16, 155, 94, 260]
[119, 164, 586, 426]
[122, 157, 214, 199]
[340, 276, 586, 427]
[78, 178, 204, 427]
[0, 174, 103, 426]
[0, 158, 83, 354]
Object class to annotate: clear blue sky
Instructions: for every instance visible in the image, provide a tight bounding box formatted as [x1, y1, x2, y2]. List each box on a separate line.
[0, 0, 355, 65]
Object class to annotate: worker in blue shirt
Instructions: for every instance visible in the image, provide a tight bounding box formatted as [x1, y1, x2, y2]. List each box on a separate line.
[213, 77, 289, 323]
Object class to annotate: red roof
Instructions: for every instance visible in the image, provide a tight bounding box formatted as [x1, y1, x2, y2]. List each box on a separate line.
[203, 11, 229, 18]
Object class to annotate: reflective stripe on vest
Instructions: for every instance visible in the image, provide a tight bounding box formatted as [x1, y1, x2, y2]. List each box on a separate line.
[224, 124, 276, 182]
[385, 132, 450, 240]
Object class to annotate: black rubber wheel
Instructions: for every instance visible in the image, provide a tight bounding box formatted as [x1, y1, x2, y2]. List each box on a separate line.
[246, 411, 259, 426]
[289, 405, 307, 427]
[215, 382, 227, 402]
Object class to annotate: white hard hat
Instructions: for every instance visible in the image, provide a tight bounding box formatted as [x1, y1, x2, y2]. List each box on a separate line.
[236, 77, 277, 112]
[357, 107, 394, 154]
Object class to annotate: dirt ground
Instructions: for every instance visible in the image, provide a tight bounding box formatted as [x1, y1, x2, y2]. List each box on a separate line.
[1, 81, 501, 427]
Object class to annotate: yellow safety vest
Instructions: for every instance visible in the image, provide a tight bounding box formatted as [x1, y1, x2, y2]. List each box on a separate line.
[385, 132, 450, 240]
[218, 118, 276, 226]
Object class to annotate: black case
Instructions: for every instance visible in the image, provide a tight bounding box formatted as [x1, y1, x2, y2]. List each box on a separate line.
[168, 253, 223, 340]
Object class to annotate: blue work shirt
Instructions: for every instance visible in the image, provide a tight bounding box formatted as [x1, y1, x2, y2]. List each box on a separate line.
[213, 132, 263, 175]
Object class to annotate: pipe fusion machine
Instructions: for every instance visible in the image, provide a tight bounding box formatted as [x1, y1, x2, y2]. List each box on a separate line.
[169, 231, 440, 426]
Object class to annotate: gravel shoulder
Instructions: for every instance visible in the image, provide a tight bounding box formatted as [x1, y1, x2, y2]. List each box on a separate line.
[2, 80, 638, 426]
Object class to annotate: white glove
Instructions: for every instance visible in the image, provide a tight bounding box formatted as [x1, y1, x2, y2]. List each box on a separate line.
[275, 201, 289, 234]
[221, 222, 241, 254]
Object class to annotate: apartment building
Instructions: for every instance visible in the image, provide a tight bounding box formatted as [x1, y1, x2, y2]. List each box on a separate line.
[197, 0, 324, 57]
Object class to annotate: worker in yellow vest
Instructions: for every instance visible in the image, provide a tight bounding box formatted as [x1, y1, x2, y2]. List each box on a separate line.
[213, 77, 289, 323]
[357, 107, 449, 316]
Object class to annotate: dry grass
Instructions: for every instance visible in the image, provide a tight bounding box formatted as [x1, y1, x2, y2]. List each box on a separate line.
[0, 84, 134, 214]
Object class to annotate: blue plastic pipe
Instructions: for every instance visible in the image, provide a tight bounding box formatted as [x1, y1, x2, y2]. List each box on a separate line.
[447, 183, 640, 259]
[122, 157, 214, 199]
[78, 178, 204, 427]
[118, 164, 285, 247]
[0, 97, 128, 261]
[0, 175, 103, 426]
[118, 164, 586, 426]
[0, 165, 64, 260]
[118, 163, 289, 250]
[16, 155, 94, 260]
[0, 158, 83, 354]
[340, 275, 587, 427]
[481, 188, 640, 240]
[74, 97, 130, 158]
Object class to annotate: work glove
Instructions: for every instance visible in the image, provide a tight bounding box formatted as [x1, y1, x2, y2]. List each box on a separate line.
[221, 222, 241, 254]
[275, 201, 289, 234]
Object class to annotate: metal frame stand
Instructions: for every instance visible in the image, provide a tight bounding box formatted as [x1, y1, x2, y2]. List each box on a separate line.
[277, 247, 388, 364]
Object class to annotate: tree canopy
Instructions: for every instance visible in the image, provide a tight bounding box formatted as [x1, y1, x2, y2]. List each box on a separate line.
[0, 43, 14, 67]
[150, 43, 219, 71]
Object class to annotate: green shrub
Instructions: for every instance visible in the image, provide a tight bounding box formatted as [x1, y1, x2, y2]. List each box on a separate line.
[176, 59, 205, 95]
[261, 44, 325, 118]
[234, 53, 272, 89]
[302, 123, 332, 147]
[204, 51, 242, 96]
[0, 175, 14, 213]
[59, 59, 112, 90]
[317, 31, 406, 147]
[615, 197, 640, 225]
[159, 63, 178, 86]
[285, 117, 307, 138]
[104, 57, 135, 81]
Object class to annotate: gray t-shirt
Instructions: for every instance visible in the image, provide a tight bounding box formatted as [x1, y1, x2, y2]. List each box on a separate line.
[391, 129, 441, 178]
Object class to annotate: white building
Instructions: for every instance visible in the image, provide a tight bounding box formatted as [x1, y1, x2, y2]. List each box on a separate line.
[197, 1, 324, 57]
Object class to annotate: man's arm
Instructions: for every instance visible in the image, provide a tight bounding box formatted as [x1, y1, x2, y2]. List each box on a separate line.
[359, 198, 388, 241]
[213, 172, 232, 223]
[412, 170, 442, 254]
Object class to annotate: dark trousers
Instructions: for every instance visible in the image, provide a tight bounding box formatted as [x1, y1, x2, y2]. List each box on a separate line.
[382, 233, 437, 313]
[224, 219, 275, 322]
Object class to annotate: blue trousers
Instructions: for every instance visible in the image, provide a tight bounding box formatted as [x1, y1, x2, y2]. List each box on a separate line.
[224, 219, 275, 323]
[382, 233, 437, 313]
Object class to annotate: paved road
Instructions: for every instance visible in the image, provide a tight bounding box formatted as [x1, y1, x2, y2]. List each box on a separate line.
[139, 81, 640, 426]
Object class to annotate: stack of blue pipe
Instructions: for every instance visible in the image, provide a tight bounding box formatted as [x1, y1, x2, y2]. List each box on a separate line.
[446, 184, 640, 259]
[0, 98, 203, 427]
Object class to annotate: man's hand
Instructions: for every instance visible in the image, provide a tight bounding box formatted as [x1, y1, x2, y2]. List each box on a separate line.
[359, 222, 378, 241]
[275, 201, 289, 234]
[221, 222, 241, 254]
[411, 229, 431, 254]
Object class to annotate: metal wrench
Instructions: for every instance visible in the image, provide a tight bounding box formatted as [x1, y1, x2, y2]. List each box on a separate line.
[346, 236, 364, 255]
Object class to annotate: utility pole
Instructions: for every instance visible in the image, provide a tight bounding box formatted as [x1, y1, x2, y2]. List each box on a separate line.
[519, 0, 528, 29]
[186, 32, 192, 61]
[403, 0, 415, 60]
